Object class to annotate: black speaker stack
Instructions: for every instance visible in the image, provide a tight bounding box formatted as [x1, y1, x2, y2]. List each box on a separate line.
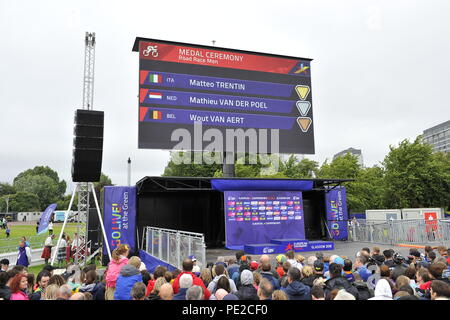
[71, 109, 104, 182]
[87, 207, 101, 251]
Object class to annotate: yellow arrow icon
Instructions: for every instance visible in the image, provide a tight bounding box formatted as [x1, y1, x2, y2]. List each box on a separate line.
[295, 85, 310, 100]
[297, 117, 312, 133]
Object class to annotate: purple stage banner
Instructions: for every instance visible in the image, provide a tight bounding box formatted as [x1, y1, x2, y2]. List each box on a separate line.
[325, 187, 348, 240]
[37, 203, 57, 235]
[224, 191, 305, 249]
[103, 186, 136, 253]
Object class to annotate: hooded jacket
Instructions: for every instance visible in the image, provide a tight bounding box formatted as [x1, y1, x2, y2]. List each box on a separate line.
[301, 275, 316, 288]
[324, 276, 359, 300]
[282, 280, 311, 300]
[236, 270, 258, 300]
[207, 274, 238, 294]
[105, 257, 128, 288]
[0, 285, 11, 300]
[260, 271, 281, 290]
[114, 265, 142, 300]
[92, 282, 105, 300]
[352, 281, 374, 300]
[368, 279, 393, 300]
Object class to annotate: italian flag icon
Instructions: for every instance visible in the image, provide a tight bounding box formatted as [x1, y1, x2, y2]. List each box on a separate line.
[148, 73, 162, 83]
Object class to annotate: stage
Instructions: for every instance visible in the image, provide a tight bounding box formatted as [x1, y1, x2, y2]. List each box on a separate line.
[135, 176, 352, 250]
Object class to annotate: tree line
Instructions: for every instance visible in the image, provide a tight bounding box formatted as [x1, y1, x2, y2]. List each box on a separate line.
[163, 137, 450, 213]
[0, 166, 112, 212]
[2, 137, 447, 214]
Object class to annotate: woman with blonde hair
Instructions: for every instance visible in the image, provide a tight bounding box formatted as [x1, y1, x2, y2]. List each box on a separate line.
[200, 268, 212, 288]
[43, 284, 60, 300]
[272, 289, 289, 300]
[253, 271, 261, 290]
[148, 277, 167, 300]
[296, 254, 305, 264]
[48, 274, 66, 287]
[301, 265, 315, 287]
[104, 244, 129, 300]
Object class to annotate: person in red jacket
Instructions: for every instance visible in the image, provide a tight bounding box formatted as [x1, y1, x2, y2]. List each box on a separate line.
[172, 258, 211, 300]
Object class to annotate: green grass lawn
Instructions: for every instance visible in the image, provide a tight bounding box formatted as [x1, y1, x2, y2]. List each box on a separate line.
[27, 259, 104, 277]
[0, 223, 80, 253]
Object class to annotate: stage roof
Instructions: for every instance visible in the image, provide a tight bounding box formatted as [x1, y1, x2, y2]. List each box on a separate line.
[136, 176, 353, 193]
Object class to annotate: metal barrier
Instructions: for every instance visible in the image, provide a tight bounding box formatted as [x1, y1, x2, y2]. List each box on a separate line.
[348, 219, 450, 246]
[145, 226, 206, 270]
[0, 234, 48, 254]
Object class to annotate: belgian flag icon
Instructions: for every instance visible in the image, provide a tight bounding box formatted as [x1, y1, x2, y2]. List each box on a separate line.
[152, 110, 162, 120]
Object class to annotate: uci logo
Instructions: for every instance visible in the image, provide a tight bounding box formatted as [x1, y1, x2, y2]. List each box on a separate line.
[143, 45, 159, 57]
[263, 247, 274, 254]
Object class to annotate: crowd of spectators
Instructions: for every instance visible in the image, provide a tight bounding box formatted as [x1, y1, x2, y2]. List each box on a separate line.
[1, 243, 449, 300]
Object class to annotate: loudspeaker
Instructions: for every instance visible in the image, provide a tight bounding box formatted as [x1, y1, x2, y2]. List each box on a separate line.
[72, 109, 104, 182]
[87, 208, 100, 250]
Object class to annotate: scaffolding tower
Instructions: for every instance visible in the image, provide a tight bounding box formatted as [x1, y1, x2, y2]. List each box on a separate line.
[51, 32, 111, 267]
[75, 32, 96, 266]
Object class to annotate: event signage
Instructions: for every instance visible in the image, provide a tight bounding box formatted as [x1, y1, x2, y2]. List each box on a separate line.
[103, 186, 136, 253]
[223, 191, 305, 249]
[37, 203, 57, 234]
[134, 38, 315, 154]
[325, 187, 348, 240]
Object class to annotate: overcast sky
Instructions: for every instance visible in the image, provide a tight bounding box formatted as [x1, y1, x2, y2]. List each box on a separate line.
[1, 0, 449, 193]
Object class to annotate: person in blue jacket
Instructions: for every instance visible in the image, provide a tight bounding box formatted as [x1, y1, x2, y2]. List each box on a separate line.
[16, 240, 32, 267]
[260, 262, 280, 290]
[114, 257, 143, 300]
[281, 267, 311, 300]
[354, 256, 372, 282]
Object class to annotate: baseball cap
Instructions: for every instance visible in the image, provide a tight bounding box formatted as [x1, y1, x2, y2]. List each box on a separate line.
[188, 255, 197, 262]
[314, 260, 324, 272]
[276, 254, 287, 264]
[250, 261, 259, 270]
